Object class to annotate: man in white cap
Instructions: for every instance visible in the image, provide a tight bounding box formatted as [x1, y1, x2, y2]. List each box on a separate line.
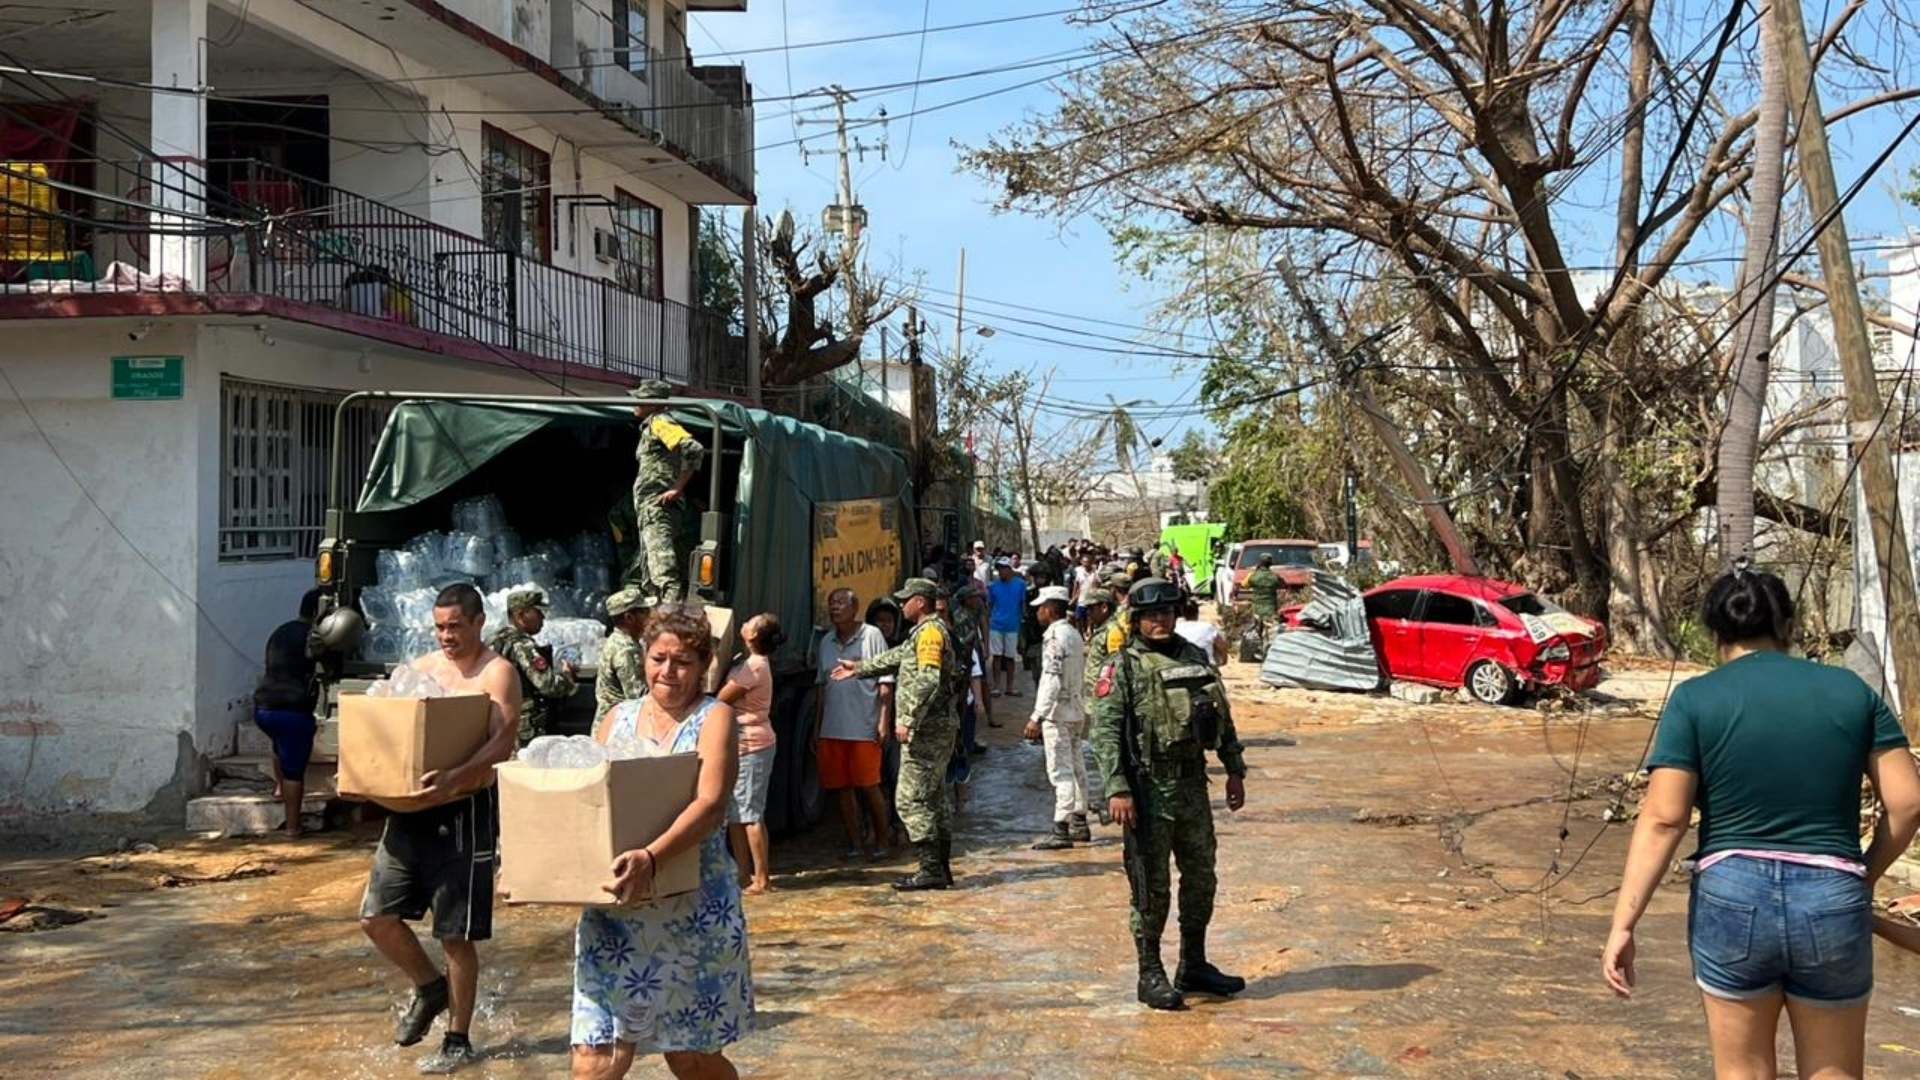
[1024, 584, 1091, 848]
[970, 540, 990, 589]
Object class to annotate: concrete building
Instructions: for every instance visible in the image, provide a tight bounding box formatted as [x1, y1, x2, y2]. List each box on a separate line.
[0, 0, 754, 819]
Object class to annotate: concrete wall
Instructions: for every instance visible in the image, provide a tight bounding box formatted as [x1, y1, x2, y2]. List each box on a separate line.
[0, 317, 630, 819]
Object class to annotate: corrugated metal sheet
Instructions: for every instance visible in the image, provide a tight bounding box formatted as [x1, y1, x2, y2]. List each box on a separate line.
[1260, 572, 1383, 692]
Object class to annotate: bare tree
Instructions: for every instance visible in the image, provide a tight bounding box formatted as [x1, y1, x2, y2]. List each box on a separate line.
[755, 210, 906, 387]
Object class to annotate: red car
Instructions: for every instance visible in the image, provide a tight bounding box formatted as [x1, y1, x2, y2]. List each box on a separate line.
[1288, 574, 1607, 704]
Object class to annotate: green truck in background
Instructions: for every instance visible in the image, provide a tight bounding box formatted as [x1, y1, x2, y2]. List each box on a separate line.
[310, 392, 933, 834]
[1158, 521, 1228, 590]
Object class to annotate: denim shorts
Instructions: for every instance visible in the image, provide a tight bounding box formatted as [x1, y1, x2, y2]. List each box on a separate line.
[729, 747, 775, 826]
[1688, 855, 1873, 1006]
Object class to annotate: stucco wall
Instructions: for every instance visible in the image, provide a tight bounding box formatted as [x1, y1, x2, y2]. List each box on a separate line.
[0, 322, 204, 818]
[0, 317, 630, 818]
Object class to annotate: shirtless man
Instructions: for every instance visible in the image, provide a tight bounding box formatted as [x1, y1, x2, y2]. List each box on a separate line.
[359, 582, 521, 1074]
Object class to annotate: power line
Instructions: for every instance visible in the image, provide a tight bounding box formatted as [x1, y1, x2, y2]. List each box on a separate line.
[890, 0, 936, 171]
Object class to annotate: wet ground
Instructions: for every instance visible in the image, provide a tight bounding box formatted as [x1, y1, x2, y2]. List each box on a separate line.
[7, 659, 1920, 1078]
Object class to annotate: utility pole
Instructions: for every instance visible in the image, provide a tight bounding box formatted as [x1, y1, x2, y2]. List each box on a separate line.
[1774, 0, 1920, 731]
[1276, 261, 1481, 577]
[742, 206, 760, 405]
[906, 307, 928, 498]
[797, 85, 883, 265]
[953, 247, 967, 362]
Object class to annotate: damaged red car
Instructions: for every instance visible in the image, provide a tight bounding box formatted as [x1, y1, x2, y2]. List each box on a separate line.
[1291, 574, 1607, 704]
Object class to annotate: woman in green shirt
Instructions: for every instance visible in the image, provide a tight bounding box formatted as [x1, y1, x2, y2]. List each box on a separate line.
[1602, 566, 1920, 1078]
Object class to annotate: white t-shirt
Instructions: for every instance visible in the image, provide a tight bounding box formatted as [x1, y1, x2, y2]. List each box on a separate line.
[1175, 619, 1223, 663]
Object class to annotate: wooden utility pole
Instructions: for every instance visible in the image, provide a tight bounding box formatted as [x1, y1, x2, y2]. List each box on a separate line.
[1276, 262, 1481, 577]
[1774, 0, 1920, 730]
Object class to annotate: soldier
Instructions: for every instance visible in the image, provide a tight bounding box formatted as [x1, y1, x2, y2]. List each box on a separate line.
[1090, 577, 1250, 1011]
[1150, 545, 1173, 581]
[594, 588, 652, 721]
[625, 380, 704, 602]
[486, 589, 577, 745]
[833, 578, 960, 891]
[1245, 554, 1282, 628]
[1026, 585, 1090, 849]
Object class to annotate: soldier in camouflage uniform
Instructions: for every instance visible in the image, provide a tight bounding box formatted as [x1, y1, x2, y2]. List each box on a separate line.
[594, 588, 653, 722]
[834, 578, 960, 891]
[1090, 577, 1250, 1011]
[1078, 586, 1118, 824]
[625, 380, 704, 602]
[1244, 554, 1282, 623]
[486, 589, 577, 745]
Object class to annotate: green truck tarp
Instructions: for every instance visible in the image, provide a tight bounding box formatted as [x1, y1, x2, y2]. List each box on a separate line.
[352, 398, 913, 672]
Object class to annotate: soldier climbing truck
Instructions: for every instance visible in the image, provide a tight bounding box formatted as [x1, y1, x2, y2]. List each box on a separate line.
[307, 391, 946, 833]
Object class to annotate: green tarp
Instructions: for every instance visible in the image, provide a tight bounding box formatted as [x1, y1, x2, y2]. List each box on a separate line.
[352, 398, 913, 672]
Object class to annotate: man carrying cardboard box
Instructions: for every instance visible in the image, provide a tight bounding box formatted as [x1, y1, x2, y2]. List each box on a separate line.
[359, 583, 522, 1074]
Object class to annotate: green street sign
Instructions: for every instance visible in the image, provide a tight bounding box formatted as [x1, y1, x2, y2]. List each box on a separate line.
[111, 355, 184, 400]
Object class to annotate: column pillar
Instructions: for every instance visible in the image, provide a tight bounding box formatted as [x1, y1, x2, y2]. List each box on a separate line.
[149, 0, 207, 288]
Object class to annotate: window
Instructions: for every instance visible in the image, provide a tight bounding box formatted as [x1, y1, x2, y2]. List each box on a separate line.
[613, 0, 649, 79]
[612, 188, 662, 298]
[1364, 589, 1421, 621]
[220, 378, 389, 561]
[1241, 543, 1318, 568]
[1420, 592, 1481, 627]
[482, 124, 551, 262]
[1497, 592, 1565, 618]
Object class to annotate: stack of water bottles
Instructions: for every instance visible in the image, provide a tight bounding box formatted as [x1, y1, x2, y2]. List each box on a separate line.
[517, 734, 611, 768]
[356, 493, 621, 665]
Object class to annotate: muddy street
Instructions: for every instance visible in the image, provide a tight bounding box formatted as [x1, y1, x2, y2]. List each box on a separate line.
[6, 664, 1920, 1078]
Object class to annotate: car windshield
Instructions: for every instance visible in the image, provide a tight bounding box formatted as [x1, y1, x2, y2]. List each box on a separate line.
[1497, 592, 1566, 618]
[1243, 544, 1316, 568]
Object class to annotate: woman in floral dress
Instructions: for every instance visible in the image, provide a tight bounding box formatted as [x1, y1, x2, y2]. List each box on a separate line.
[572, 606, 754, 1080]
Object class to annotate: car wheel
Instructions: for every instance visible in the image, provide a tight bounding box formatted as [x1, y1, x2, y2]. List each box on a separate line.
[1466, 660, 1516, 706]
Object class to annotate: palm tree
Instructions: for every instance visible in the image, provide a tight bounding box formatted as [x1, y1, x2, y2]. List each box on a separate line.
[1716, 16, 1788, 566]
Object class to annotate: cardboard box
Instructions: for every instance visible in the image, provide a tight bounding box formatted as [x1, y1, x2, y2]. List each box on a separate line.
[703, 605, 737, 693]
[335, 694, 492, 807]
[495, 754, 703, 906]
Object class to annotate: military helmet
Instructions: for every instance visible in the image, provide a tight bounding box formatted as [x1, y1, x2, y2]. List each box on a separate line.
[313, 603, 366, 654]
[1127, 577, 1182, 613]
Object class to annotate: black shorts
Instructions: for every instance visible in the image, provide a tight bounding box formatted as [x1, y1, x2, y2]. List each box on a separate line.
[360, 788, 497, 941]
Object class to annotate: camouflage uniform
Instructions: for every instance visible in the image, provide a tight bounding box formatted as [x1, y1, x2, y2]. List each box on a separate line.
[595, 629, 646, 721]
[487, 627, 575, 745]
[1090, 578, 1247, 1008]
[853, 579, 959, 888]
[625, 383, 704, 602]
[1245, 566, 1281, 620]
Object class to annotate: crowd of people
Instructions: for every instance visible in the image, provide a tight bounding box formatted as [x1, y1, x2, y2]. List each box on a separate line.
[250, 522, 1920, 1076]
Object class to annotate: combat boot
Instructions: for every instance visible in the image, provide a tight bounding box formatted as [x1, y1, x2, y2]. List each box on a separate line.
[892, 841, 949, 891]
[938, 834, 956, 886]
[1068, 812, 1092, 843]
[1135, 936, 1186, 1011]
[1174, 931, 1246, 996]
[1031, 821, 1073, 850]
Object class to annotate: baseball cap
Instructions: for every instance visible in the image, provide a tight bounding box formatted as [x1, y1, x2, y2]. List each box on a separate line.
[505, 588, 548, 613]
[605, 588, 653, 616]
[628, 379, 672, 400]
[893, 577, 939, 602]
[1030, 585, 1072, 607]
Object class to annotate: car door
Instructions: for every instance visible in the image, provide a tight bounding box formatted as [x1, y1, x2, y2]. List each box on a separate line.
[1414, 591, 1488, 686]
[1363, 588, 1423, 679]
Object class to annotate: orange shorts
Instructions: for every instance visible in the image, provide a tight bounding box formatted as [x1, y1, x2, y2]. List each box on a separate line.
[817, 737, 883, 790]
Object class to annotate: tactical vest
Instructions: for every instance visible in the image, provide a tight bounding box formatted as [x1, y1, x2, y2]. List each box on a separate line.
[1127, 644, 1230, 756]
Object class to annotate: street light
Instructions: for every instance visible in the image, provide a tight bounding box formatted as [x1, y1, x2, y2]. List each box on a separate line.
[975, 325, 996, 338]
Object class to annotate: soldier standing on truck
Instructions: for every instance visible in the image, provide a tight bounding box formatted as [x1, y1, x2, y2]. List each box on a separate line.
[1090, 578, 1249, 1012]
[595, 588, 652, 721]
[625, 380, 704, 602]
[833, 578, 960, 892]
[487, 589, 576, 745]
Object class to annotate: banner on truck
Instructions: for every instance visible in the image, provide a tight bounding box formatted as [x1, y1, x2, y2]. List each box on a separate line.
[813, 499, 904, 624]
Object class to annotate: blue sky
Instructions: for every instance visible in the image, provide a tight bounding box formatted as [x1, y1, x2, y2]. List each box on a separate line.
[689, 1, 1920, 451]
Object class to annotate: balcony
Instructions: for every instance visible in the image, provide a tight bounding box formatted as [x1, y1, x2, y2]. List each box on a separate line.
[0, 159, 747, 392]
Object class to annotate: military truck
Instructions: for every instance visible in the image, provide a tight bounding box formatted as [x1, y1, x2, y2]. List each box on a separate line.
[310, 391, 930, 833]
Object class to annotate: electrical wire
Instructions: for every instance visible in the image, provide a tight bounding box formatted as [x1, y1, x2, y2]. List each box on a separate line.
[889, 0, 936, 171]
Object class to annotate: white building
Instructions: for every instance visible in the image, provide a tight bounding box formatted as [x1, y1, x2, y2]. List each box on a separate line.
[0, 0, 753, 819]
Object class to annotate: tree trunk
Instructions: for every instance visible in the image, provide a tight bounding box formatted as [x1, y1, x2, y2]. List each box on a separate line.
[1715, 13, 1788, 566]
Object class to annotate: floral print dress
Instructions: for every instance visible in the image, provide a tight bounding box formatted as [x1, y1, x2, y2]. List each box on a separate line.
[571, 695, 755, 1052]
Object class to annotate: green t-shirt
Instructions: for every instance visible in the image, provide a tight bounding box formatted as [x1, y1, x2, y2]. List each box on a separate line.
[1647, 651, 1908, 861]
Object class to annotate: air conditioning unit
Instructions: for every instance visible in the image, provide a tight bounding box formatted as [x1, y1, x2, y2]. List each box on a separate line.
[593, 228, 621, 263]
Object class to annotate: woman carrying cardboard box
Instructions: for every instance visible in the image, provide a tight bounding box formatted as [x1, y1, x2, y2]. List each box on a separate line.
[572, 606, 754, 1080]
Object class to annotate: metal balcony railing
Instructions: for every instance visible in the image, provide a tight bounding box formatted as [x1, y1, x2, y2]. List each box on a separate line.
[0, 157, 746, 391]
[648, 51, 753, 197]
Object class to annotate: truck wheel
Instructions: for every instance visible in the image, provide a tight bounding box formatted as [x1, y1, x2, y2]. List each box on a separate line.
[1466, 660, 1516, 706]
